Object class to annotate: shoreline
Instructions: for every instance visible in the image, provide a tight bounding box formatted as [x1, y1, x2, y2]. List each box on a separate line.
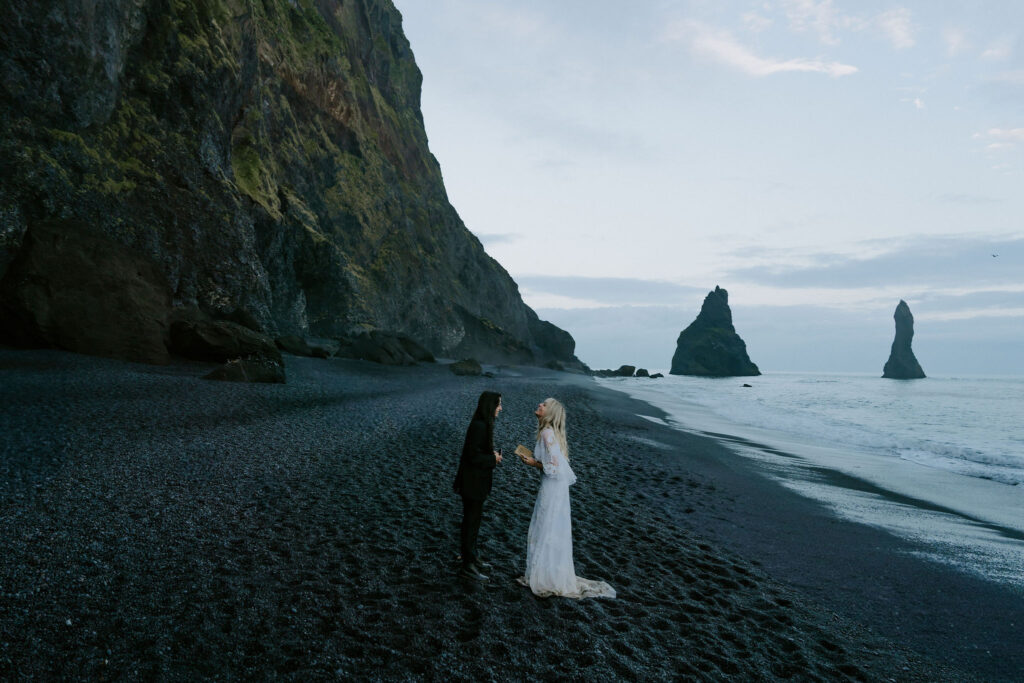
[1, 348, 1018, 679]
[585, 379, 1024, 680]
[596, 374, 1024, 586]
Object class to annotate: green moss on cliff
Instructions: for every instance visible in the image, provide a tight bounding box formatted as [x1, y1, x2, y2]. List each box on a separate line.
[0, 0, 578, 364]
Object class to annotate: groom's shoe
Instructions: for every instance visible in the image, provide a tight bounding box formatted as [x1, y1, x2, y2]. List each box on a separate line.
[458, 564, 489, 581]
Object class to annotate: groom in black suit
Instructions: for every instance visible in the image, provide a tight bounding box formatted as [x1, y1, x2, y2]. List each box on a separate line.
[453, 391, 502, 581]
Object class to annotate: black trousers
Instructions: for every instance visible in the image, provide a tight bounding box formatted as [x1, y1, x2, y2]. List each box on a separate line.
[460, 496, 485, 567]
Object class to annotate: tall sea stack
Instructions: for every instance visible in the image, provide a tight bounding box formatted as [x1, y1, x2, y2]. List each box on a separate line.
[0, 0, 580, 368]
[882, 300, 925, 379]
[670, 286, 760, 377]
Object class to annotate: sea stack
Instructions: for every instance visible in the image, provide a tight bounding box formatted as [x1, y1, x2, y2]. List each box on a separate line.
[670, 286, 760, 377]
[882, 300, 926, 379]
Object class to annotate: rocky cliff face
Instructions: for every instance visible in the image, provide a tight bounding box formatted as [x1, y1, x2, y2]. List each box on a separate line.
[0, 0, 579, 366]
[882, 300, 925, 379]
[670, 286, 760, 377]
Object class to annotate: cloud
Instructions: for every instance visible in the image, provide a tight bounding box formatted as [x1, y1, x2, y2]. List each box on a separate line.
[741, 11, 773, 34]
[517, 275, 706, 307]
[987, 128, 1024, 143]
[977, 127, 1024, 154]
[917, 306, 1024, 322]
[475, 232, 521, 246]
[982, 36, 1014, 61]
[988, 70, 1024, 85]
[943, 27, 969, 56]
[876, 8, 915, 49]
[975, 71, 1024, 110]
[722, 234, 1024, 291]
[507, 109, 658, 164]
[936, 192, 1002, 205]
[666, 20, 858, 78]
[781, 0, 861, 46]
[471, 5, 554, 44]
[780, 2, 914, 50]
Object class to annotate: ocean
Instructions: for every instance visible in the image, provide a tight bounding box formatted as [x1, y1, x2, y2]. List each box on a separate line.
[598, 372, 1024, 588]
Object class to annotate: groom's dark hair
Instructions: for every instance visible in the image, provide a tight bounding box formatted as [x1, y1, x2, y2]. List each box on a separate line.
[472, 391, 502, 450]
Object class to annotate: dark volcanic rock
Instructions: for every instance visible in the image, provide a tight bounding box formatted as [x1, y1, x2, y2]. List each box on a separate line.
[0, 0, 581, 368]
[306, 338, 340, 359]
[650, 373, 664, 379]
[203, 358, 285, 383]
[335, 330, 432, 366]
[450, 358, 483, 376]
[275, 333, 341, 359]
[276, 335, 314, 357]
[635, 368, 650, 377]
[394, 334, 436, 363]
[0, 220, 171, 365]
[882, 300, 926, 379]
[168, 311, 282, 365]
[337, 334, 411, 366]
[670, 286, 760, 377]
[592, 365, 637, 378]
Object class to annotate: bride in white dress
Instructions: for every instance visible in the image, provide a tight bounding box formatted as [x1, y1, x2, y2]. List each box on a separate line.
[517, 398, 615, 599]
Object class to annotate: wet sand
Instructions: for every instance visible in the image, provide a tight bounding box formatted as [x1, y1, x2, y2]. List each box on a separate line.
[0, 348, 1015, 680]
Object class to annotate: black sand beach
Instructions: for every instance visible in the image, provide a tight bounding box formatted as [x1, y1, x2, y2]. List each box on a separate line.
[1, 348, 1020, 680]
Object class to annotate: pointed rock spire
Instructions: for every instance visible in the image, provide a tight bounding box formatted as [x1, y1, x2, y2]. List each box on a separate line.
[670, 286, 760, 377]
[882, 300, 925, 379]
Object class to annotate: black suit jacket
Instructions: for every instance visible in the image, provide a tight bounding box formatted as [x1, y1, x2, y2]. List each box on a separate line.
[453, 418, 497, 500]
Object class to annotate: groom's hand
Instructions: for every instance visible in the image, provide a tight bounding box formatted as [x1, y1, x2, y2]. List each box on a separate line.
[494, 450, 503, 464]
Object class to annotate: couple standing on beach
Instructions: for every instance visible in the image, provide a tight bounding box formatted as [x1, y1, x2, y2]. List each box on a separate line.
[453, 391, 616, 599]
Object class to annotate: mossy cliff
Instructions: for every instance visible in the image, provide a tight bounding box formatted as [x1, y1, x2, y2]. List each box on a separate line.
[0, 0, 578, 366]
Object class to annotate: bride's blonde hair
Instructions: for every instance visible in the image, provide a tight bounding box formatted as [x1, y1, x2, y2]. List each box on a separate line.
[536, 398, 569, 458]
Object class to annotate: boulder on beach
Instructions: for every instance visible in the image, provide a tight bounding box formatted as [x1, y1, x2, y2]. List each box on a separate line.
[275, 335, 314, 357]
[394, 334, 436, 363]
[276, 335, 335, 359]
[635, 368, 650, 377]
[882, 300, 926, 379]
[450, 358, 483, 376]
[306, 338, 339, 359]
[203, 358, 285, 383]
[336, 331, 435, 366]
[650, 373, 664, 379]
[670, 286, 760, 377]
[168, 311, 282, 365]
[592, 365, 636, 378]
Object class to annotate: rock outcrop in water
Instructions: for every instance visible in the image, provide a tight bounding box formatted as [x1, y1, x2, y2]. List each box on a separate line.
[882, 300, 925, 379]
[0, 0, 581, 368]
[670, 286, 760, 377]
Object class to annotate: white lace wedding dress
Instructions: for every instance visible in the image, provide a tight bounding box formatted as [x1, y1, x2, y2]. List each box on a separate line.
[518, 427, 616, 599]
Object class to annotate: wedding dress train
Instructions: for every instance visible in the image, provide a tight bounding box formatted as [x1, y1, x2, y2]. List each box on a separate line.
[519, 427, 615, 599]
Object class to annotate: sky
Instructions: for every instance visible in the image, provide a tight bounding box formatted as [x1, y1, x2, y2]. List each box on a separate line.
[393, 1, 1023, 374]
